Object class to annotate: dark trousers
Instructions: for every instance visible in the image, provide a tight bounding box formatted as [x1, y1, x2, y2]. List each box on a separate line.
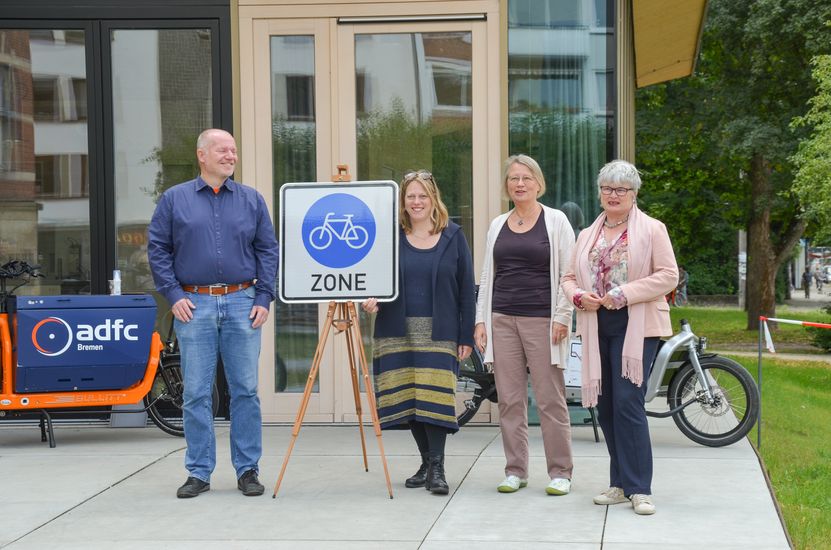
[596, 307, 659, 496]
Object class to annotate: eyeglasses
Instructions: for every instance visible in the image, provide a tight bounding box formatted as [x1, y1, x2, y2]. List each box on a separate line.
[599, 186, 633, 197]
[507, 175, 536, 185]
[403, 170, 433, 184]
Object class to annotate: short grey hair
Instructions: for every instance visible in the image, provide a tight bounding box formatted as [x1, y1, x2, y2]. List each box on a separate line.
[597, 159, 642, 195]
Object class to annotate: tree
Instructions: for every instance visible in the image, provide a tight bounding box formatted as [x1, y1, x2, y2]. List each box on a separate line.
[792, 55, 831, 243]
[637, 0, 831, 329]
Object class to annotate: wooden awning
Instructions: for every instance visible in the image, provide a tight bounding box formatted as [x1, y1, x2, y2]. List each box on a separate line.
[632, 0, 708, 88]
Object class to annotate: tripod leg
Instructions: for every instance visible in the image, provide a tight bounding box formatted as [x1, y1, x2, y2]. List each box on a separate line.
[273, 301, 337, 497]
[347, 302, 393, 499]
[342, 303, 369, 472]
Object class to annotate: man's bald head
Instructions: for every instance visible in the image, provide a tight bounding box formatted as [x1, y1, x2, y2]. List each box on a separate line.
[196, 128, 234, 152]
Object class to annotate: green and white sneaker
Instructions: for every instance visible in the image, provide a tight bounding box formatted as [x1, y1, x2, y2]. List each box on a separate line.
[545, 477, 571, 495]
[497, 475, 528, 493]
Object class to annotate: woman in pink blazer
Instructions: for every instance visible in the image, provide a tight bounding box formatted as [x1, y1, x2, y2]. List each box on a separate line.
[561, 160, 678, 516]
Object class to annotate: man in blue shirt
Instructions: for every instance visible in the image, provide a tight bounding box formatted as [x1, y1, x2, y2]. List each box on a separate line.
[148, 128, 278, 498]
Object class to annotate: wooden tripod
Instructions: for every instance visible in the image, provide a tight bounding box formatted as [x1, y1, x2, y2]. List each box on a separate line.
[272, 300, 394, 499]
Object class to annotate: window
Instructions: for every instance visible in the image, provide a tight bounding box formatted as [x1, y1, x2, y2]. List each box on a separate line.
[432, 64, 472, 110]
[509, 0, 585, 29]
[508, 0, 613, 223]
[286, 75, 315, 121]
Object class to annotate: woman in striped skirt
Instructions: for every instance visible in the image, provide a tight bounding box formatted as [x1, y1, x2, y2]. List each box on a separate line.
[362, 170, 475, 495]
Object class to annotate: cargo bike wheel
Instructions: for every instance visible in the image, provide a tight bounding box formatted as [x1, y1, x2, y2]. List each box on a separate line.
[145, 357, 220, 437]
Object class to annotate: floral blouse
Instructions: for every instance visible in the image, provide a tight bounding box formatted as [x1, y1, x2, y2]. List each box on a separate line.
[573, 230, 629, 310]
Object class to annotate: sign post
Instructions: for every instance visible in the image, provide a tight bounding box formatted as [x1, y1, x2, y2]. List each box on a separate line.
[273, 172, 398, 499]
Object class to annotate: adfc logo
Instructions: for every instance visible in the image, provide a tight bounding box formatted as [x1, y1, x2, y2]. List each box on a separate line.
[31, 317, 73, 356]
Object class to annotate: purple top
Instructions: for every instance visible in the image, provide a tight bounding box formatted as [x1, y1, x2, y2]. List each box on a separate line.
[492, 214, 551, 317]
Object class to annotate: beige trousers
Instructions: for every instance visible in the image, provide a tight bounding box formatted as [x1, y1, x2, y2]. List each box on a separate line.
[492, 312, 573, 480]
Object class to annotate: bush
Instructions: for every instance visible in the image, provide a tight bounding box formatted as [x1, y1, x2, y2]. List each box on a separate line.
[808, 304, 831, 351]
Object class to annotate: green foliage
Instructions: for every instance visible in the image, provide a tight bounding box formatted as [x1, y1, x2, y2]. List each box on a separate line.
[636, 0, 831, 303]
[792, 55, 831, 244]
[807, 304, 831, 351]
[142, 134, 200, 202]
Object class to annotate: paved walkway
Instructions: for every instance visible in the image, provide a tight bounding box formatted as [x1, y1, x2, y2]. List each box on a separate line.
[1, 418, 791, 549]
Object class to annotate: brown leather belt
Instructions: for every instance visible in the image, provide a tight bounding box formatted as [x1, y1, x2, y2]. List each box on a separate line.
[181, 281, 253, 296]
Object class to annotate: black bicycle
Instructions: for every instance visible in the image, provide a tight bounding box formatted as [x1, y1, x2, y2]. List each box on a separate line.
[144, 320, 219, 437]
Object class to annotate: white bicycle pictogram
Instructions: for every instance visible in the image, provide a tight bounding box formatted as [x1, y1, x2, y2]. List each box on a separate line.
[308, 212, 370, 250]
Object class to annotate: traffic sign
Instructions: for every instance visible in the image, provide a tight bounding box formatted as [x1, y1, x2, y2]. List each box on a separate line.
[279, 181, 399, 303]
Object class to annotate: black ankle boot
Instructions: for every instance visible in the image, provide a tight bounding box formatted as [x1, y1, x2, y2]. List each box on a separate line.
[425, 454, 449, 495]
[405, 454, 429, 488]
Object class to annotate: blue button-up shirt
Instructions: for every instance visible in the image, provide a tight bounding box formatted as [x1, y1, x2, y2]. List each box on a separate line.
[147, 176, 279, 309]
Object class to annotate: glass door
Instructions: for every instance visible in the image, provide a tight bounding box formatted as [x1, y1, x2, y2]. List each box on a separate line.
[245, 14, 494, 423]
[250, 19, 336, 421]
[334, 20, 489, 422]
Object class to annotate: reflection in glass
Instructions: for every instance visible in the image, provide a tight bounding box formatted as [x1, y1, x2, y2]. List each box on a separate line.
[508, 0, 613, 230]
[355, 32, 473, 239]
[0, 29, 90, 295]
[111, 28, 213, 313]
[271, 35, 318, 393]
[354, 32, 474, 389]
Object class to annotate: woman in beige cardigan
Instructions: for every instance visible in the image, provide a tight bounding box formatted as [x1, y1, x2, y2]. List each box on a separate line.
[561, 159, 678, 515]
[474, 154, 575, 496]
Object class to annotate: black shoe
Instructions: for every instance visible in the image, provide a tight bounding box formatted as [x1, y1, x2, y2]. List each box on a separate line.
[237, 469, 265, 496]
[425, 455, 449, 495]
[405, 454, 429, 488]
[176, 476, 210, 498]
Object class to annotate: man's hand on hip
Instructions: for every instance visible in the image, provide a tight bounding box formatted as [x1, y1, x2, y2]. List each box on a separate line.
[250, 305, 269, 329]
[171, 297, 196, 323]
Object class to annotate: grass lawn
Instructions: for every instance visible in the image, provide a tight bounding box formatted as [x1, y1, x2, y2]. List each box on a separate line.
[669, 306, 830, 351]
[728, 355, 831, 550]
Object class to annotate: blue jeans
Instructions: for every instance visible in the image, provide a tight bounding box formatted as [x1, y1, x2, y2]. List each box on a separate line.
[174, 286, 262, 482]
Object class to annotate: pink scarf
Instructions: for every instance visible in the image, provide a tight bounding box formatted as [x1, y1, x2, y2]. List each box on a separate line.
[574, 205, 654, 407]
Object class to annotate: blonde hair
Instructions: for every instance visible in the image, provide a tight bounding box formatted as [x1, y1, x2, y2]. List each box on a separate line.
[502, 154, 547, 199]
[399, 171, 449, 234]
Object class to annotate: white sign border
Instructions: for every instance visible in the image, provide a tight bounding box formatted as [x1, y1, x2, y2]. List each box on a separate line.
[278, 181, 399, 304]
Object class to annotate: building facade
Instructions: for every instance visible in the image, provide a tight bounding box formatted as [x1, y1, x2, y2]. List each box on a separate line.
[0, 0, 705, 423]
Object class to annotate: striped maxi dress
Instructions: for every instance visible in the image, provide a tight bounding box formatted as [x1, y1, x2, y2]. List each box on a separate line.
[372, 240, 459, 432]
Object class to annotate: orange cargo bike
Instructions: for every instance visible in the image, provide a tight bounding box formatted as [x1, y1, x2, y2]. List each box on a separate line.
[0, 260, 217, 446]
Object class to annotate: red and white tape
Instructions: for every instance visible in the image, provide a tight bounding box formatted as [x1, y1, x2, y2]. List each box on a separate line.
[759, 316, 831, 353]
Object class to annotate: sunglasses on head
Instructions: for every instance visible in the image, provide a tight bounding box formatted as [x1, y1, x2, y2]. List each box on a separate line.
[403, 170, 433, 183]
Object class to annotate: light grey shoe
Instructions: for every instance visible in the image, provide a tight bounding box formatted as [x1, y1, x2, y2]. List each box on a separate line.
[631, 493, 656, 515]
[497, 475, 528, 493]
[593, 486, 628, 505]
[545, 477, 571, 495]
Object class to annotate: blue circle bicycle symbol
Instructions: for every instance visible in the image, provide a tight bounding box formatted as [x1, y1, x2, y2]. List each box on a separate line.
[302, 193, 376, 268]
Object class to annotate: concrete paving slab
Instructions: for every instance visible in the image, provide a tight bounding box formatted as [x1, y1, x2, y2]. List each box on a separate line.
[427, 456, 607, 545]
[602, 456, 789, 548]
[423, 543, 598, 550]
[0, 420, 790, 549]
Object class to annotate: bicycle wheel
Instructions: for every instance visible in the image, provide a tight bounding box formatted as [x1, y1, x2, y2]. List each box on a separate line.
[145, 359, 220, 437]
[345, 225, 369, 249]
[667, 356, 759, 447]
[309, 226, 332, 250]
[456, 349, 495, 427]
